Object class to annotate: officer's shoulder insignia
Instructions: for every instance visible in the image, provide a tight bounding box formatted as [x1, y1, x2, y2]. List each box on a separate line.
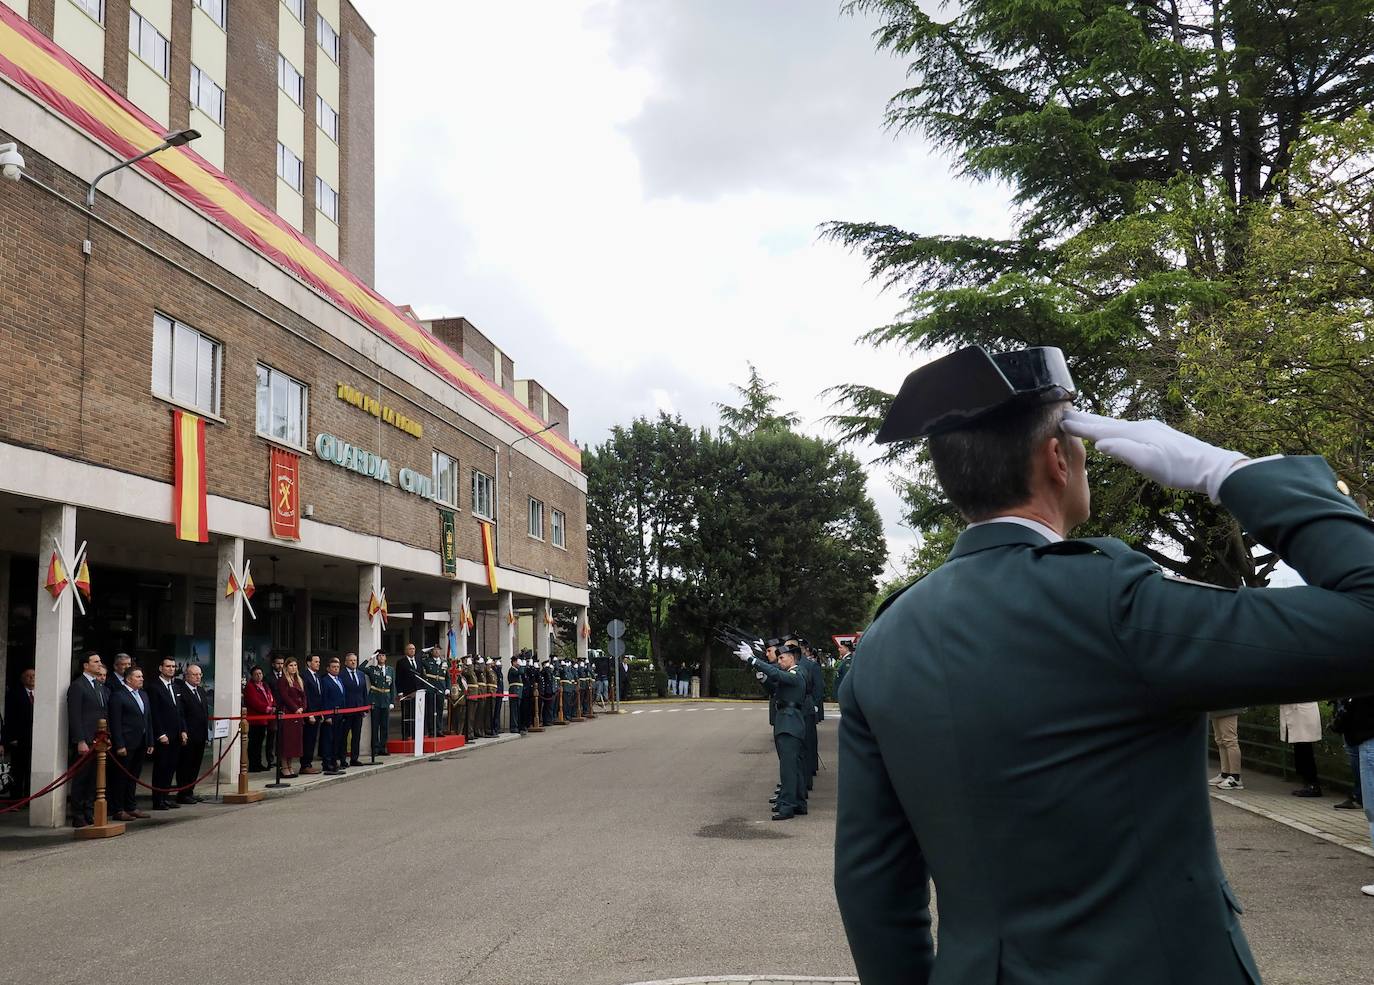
[872, 574, 926, 621]
[1158, 571, 1238, 592]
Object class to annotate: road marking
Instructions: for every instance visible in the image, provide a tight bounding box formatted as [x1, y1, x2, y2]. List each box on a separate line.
[666, 709, 680, 713]
[631, 710, 644, 715]
[649, 709, 662, 714]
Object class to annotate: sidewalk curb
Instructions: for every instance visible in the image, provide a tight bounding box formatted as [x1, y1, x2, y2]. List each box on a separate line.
[254, 733, 521, 800]
[1211, 790, 1374, 859]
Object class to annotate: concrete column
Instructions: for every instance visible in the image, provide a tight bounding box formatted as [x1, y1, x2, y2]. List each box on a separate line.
[358, 565, 381, 757]
[534, 597, 551, 664]
[213, 536, 244, 785]
[450, 582, 468, 660]
[30, 506, 75, 828]
[0, 551, 11, 708]
[498, 591, 514, 730]
[577, 605, 589, 662]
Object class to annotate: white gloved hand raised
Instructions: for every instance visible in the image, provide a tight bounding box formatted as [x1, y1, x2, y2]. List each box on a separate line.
[1062, 410, 1247, 502]
[735, 642, 753, 663]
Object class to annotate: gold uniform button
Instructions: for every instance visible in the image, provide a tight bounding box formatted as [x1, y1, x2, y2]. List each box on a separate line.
[1337, 480, 1351, 496]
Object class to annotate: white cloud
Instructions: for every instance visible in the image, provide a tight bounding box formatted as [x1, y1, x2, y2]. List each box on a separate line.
[354, 0, 1014, 568]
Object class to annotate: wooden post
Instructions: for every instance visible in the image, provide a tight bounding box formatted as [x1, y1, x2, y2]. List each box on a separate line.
[75, 720, 126, 839]
[554, 684, 567, 725]
[530, 685, 544, 733]
[223, 710, 264, 804]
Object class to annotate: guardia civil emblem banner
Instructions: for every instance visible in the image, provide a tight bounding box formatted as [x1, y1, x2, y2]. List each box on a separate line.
[269, 448, 301, 540]
[440, 510, 457, 577]
[171, 410, 208, 543]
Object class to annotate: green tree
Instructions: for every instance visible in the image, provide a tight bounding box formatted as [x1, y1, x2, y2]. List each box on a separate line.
[716, 362, 802, 438]
[829, 0, 1374, 586]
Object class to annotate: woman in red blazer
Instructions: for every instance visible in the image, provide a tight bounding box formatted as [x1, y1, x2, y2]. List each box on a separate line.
[243, 666, 276, 772]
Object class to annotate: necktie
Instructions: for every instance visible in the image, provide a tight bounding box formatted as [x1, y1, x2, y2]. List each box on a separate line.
[27, 690, 33, 705]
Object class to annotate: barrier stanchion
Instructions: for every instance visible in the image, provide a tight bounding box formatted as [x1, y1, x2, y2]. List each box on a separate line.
[265, 708, 289, 789]
[223, 709, 264, 804]
[553, 685, 567, 725]
[74, 721, 125, 840]
[530, 687, 544, 733]
[567, 681, 583, 723]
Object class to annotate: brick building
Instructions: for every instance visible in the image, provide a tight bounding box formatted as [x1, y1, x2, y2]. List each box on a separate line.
[0, 2, 588, 827]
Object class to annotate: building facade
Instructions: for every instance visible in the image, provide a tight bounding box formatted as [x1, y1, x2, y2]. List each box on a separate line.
[0, 2, 588, 827]
[2, 0, 373, 277]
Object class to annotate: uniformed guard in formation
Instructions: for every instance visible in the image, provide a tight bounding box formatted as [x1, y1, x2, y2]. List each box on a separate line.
[833, 344, 1374, 984]
[734, 640, 809, 820]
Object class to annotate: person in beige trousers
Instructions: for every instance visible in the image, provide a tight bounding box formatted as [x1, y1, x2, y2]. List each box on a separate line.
[1209, 709, 1244, 789]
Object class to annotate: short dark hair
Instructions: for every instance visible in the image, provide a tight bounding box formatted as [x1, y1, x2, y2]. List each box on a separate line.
[928, 401, 1066, 521]
[327, 656, 341, 668]
[123, 665, 141, 681]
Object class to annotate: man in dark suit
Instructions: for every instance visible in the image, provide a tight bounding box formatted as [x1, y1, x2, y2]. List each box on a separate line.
[65, 651, 106, 827]
[104, 653, 132, 699]
[340, 652, 369, 765]
[300, 653, 324, 774]
[319, 656, 347, 774]
[394, 642, 423, 740]
[107, 665, 153, 821]
[266, 652, 286, 768]
[146, 656, 187, 810]
[1, 667, 36, 799]
[174, 664, 210, 804]
[835, 345, 1374, 985]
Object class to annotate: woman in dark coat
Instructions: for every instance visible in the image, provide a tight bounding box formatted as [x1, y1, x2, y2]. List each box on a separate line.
[276, 657, 307, 777]
[243, 667, 276, 772]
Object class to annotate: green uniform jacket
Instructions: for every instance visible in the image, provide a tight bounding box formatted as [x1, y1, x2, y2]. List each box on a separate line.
[749, 658, 806, 739]
[835, 457, 1374, 985]
[365, 665, 394, 708]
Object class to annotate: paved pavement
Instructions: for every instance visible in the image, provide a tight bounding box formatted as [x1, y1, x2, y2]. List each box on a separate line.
[1209, 765, 1372, 858]
[1, 701, 1371, 985]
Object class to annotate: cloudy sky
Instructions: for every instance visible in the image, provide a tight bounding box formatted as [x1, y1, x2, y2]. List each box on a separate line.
[352, 0, 1014, 573]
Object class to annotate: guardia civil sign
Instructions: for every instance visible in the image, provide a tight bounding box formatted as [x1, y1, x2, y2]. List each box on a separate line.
[313, 432, 441, 501]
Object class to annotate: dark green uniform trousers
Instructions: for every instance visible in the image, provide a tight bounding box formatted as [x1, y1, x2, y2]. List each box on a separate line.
[775, 733, 805, 814]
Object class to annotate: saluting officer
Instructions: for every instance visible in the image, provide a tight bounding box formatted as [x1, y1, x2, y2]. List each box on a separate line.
[736, 641, 807, 820]
[835, 345, 1374, 985]
[518, 650, 536, 730]
[365, 650, 395, 756]
[458, 657, 477, 742]
[421, 648, 448, 736]
[785, 635, 819, 789]
[490, 656, 506, 736]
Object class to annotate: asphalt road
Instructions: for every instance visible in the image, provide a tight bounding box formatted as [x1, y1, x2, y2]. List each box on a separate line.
[1, 702, 1370, 985]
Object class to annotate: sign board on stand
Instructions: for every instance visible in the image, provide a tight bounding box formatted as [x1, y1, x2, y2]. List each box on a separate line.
[413, 691, 426, 758]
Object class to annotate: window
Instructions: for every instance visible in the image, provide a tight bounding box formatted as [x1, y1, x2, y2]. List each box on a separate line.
[194, 0, 227, 30]
[277, 53, 304, 106]
[316, 94, 339, 141]
[282, 0, 304, 23]
[432, 451, 459, 507]
[129, 13, 170, 79]
[551, 509, 566, 549]
[314, 176, 339, 221]
[190, 66, 225, 126]
[72, 0, 103, 23]
[317, 13, 339, 62]
[528, 497, 545, 540]
[472, 470, 494, 520]
[276, 142, 303, 191]
[152, 313, 221, 416]
[255, 365, 308, 447]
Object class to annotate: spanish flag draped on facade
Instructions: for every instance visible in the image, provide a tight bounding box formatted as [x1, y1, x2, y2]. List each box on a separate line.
[480, 521, 499, 593]
[171, 410, 208, 542]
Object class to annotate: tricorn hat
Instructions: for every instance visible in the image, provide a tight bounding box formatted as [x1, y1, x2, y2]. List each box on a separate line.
[876, 346, 1076, 443]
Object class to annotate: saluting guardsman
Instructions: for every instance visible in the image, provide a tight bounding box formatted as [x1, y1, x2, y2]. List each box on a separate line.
[785, 635, 820, 790]
[833, 344, 1374, 984]
[421, 648, 448, 736]
[518, 650, 536, 730]
[490, 656, 506, 736]
[365, 650, 395, 756]
[457, 657, 476, 742]
[507, 656, 525, 733]
[541, 660, 557, 724]
[735, 641, 807, 820]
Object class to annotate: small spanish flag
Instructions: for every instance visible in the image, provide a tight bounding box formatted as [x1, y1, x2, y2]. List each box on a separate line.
[74, 559, 91, 600]
[226, 570, 240, 598]
[172, 410, 209, 543]
[368, 590, 381, 621]
[480, 521, 499, 593]
[45, 552, 68, 599]
[461, 601, 474, 630]
[242, 570, 255, 600]
[507, 609, 516, 626]
[580, 619, 591, 640]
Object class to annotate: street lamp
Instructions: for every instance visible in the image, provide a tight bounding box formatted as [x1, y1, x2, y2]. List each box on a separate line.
[85, 128, 199, 207]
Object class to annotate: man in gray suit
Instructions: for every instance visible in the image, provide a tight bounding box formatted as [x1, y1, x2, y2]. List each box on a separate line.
[836, 346, 1374, 984]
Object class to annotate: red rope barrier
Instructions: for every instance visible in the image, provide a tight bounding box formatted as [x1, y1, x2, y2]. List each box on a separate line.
[105, 735, 238, 795]
[209, 705, 372, 723]
[0, 750, 95, 815]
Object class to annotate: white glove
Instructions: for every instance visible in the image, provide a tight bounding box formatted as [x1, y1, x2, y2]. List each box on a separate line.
[1062, 410, 1247, 502]
[754, 671, 766, 682]
[735, 642, 753, 663]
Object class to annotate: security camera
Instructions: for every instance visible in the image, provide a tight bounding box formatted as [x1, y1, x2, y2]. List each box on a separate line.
[0, 142, 24, 182]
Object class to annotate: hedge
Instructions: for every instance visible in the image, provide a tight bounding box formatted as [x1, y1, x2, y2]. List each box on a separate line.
[709, 663, 842, 701]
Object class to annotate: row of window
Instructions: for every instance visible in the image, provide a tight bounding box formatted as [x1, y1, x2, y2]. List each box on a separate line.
[150, 314, 567, 546]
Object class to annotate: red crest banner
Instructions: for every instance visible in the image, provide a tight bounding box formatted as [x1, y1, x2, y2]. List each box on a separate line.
[269, 448, 301, 540]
